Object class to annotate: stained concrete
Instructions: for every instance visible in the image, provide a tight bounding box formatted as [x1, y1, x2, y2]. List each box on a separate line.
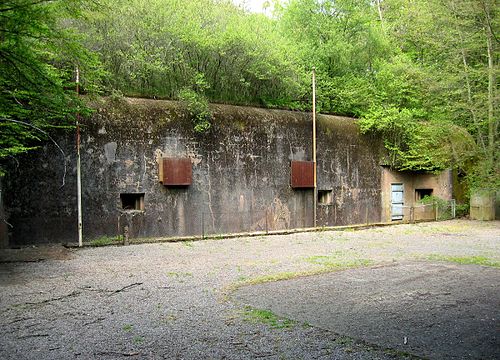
[2, 98, 451, 245]
[235, 262, 500, 360]
[3, 98, 385, 244]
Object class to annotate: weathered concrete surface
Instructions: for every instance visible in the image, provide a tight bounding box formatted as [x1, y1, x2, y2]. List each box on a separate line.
[470, 190, 496, 221]
[381, 168, 453, 222]
[235, 262, 500, 360]
[3, 98, 385, 245]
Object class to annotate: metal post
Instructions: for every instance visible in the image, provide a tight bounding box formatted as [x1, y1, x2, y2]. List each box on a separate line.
[434, 201, 438, 221]
[123, 226, 129, 246]
[365, 205, 368, 225]
[452, 199, 456, 219]
[312, 67, 317, 228]
[265, 209, 268, 234]
[201, 211, 205, 239]
[76, 67, 83, 247]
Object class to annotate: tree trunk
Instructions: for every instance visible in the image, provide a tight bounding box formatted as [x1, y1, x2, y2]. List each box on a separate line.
[483, 1, 496, 168]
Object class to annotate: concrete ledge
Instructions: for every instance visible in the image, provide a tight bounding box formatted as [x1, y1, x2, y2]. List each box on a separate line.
[64, 219, 437, 248]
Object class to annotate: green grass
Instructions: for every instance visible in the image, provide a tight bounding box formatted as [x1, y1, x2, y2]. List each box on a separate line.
[122, 324, 133, 332]
[240, 271, 308, 286]
[89, 235, 123, 247]
[426, 254, 500, 268]
[304, 251, 373, 269]
[242, 307, 296, 329]
[132, 336, 144, 344]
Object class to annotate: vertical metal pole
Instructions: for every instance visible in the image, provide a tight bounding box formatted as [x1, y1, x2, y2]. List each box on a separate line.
[265, 209, 268, 234]
[201, 211, 205, 239]
[452, 199, 456, 219]
[312, 67, 317, 228]
[76, 67, 83, 247]
[123, 226, 129, 246]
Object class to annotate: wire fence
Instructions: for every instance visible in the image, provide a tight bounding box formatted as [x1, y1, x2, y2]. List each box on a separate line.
[392, 199, 456, 223]
[199, 200, 458, 238]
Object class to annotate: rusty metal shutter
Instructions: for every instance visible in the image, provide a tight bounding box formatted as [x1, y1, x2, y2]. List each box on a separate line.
[159, 158, 192, 186]
[291, 160, 314, 188]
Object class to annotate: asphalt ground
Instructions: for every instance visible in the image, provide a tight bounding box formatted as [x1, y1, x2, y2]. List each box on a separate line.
[0, 220, 499, 359]
[235, 262, 500, 360]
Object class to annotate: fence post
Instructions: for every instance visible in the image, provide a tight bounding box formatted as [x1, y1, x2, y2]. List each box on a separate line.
[452, 199, 456, 219]
[123, 226, 129, 246]
[201, 211, 205, 239]
[434, 201, 438, 221]
[265, 209, 268, 234]
[410, 207, 414, 224]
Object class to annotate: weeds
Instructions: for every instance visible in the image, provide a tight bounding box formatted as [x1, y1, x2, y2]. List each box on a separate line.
[426, 254, 500, 268]
[166, 271, 193, 278]
[133, 336, 144, 344]
[304, 251, 373, 269]
[242, 307, 296, 329]
[89, 235, 123, 247]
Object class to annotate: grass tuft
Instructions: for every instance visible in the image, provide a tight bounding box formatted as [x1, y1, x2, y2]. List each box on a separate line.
[304, 251, 373, 269]
[89, 235, 123, 247]
[242, 307, 296, 329]
[426, 254, 500, 268]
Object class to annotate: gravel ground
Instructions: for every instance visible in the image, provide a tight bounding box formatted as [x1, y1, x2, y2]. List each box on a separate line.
[0, 220, 498, 359]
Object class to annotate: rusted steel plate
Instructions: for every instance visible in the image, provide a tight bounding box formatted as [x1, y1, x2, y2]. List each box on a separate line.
[160, 157, 192, 186]
[291, 160, 314, 188]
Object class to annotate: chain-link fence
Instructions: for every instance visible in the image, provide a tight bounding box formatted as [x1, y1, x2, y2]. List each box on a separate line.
[200, 199, 458, 238]
[393, 199, 456, 223]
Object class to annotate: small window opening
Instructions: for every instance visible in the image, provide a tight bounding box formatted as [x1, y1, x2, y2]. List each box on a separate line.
[415, 189, 433, 202]
[318, 190, 333, 205]
[120, 193, 145, 211]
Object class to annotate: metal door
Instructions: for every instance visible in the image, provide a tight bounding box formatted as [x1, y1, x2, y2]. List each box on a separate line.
[391, 184, 404, 221]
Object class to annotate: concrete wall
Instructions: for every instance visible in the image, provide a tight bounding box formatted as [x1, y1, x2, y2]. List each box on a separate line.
[470, 190, 497, 221]
[2, 98, 450, 245]
[381, 168, 453, 222]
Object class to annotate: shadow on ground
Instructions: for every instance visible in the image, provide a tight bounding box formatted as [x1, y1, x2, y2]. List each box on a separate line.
[234, 262, 500, 360]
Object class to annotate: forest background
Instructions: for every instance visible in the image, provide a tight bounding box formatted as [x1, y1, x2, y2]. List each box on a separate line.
[0, 0, 498, 196]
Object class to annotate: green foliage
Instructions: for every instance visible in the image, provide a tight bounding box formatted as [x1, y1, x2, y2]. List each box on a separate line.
[418, 195, 454, 220]
[0, 0, 102, 173]
[81, 0, 305, 107]
[178, 89, 212, 133]
[455, 203, 469, 218]
[178, 73, 212, 133]
[2, 0, 497, 191]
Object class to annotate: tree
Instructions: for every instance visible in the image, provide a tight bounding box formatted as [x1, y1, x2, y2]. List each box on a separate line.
[378, 0, 498, 188]
[0, 0, 101, 174]
[82, 0, 306, 108]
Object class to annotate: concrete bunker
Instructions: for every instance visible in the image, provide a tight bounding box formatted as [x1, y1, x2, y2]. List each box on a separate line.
[1, 98, 454, 245]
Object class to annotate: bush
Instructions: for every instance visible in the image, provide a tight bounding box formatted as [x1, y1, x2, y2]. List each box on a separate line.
[178, 88, 212, 133]
[419, 195, 453, 220]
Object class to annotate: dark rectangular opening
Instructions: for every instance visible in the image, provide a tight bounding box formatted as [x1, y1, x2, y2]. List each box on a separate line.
[120, 193, 145, 211]
[318, 190, 333, 205]
[415, 189, 433, 201]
